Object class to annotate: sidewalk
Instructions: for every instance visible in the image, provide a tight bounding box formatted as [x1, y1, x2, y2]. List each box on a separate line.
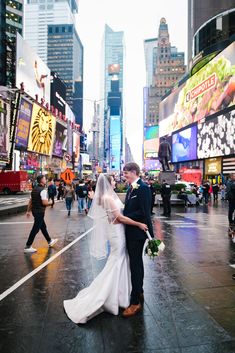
[0, 202, 235, 353]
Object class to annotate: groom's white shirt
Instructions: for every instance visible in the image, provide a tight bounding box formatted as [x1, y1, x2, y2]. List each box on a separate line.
[131, 178, 140, 187]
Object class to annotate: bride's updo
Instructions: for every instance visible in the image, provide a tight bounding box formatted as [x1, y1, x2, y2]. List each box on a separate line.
[97, 174, 114, 206]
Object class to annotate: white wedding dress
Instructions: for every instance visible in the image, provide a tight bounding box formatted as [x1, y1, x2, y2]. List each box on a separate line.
[63, 204, 131, 324]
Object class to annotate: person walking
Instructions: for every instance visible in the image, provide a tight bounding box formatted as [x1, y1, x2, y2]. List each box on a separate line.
[226, 173, 235, 227]
[48, 179, 57, 207]
[202, 180, 210, 204]
[148, 179, 157, 215]
[57, 182, 64, 201]
[76, 180, 88, 214]
[160, 180, 172, 216]
[64, 184, 75, 216]
[212, 182, 219, 202]
[24, 175, 58, 253]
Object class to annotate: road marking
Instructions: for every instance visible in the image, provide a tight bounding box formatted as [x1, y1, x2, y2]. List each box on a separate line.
[0, 222, 34, 225]
[0, 226, 94, 302]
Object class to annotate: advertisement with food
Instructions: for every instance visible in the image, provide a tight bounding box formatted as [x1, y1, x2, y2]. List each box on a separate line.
[28, 104, 56, 156]
[159, 42, 235, 137]
[0, 99, 10, 163]
[197, 109, 235, 159]
[15, 98, 33, 149]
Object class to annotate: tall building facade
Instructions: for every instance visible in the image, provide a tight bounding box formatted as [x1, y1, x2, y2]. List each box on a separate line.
[188, 0, 235, 63]
[24, 0, 77, 64]
[144, 38, 158, 87]
[0, 0, 23, 86]
[47, 24, 83, 115]
[143, 18, 186, 172]
[101, 25, 124, 169]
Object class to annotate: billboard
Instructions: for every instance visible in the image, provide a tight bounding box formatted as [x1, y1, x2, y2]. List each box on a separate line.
[73, 132, 80, 163]
[144, 126, 159, 160]
[50, 72, 66, 115]
[197, 109, 235, 159]
[159, 41, 235, 137]
[52, 121, 67, 158]
[172, 125, 197, 163]
[110, 116, 121, 171]
[15, 98, 33, 149]
[16, 33, 51, 103]
[205, 158, 222, 175]
[108, 64, 120, 75]
[66, 103, 75, 156]
[0, 99, 10, 163]
[144, 159, 161, 171]
[28, 104, 56, 156]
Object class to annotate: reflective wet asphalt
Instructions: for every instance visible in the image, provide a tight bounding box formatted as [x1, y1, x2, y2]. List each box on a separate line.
[0, 199, 235, 353]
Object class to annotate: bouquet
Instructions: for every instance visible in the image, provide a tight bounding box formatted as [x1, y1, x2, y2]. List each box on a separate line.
[145, 231, 165, 260]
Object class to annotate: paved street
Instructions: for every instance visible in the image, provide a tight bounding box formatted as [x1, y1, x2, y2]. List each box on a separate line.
[0, 194, 31, 209]
[0, 201, 235, 353]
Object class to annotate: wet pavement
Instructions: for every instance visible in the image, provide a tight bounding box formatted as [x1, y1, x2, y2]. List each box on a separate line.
[0, 200, 235, 353]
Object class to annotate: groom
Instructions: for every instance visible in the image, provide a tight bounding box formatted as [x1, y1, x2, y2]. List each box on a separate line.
[123, 162, 154, 317]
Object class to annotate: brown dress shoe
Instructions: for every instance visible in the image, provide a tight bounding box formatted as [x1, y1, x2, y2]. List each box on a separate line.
[122, 304, 142, 318]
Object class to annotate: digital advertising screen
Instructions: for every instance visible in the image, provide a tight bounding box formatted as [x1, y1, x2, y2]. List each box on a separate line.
[110, 116, 121, 171]
[50, 73, 66, 115]
[172, 125, 197, 163]
[144, 126, 159, 160]
[15, 98, 33, 149]
[197, 109, 235, 159]
[16, 33, 51, 103]
[144, 159, 161, 171]
[0, 99, 10, 163]
[28, 104, 56, 156]
[159, 41, 235, 137]
[66, 103, 75, 156]
[73, 132, 80, 163]
[52, 121, 67, 158]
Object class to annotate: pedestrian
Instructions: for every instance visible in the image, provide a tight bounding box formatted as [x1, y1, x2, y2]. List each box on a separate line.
[212, 182, 219, 202]
[160, 180, 171, 216]
[202, 180, 210, 204]
[87, 184, 95, 210]
[148, 179, 157, 215]
[48, 179, 57, 207]
[177, 187, 192, 207]
[57, 182, 64, 200]
[64, 184, 75, 216]
[220, 183, 226, 200]
[226, 173, 235, 228]
[24, 175, 58, 253]
[158, 137, 171, 172]
[76, 180, 88, 214]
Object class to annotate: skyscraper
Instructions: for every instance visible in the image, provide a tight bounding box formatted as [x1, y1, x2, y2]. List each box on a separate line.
[144, 38, 158, 87]
[0, 0, 23, 86]
[101, 24, 124, 168]
[47, 24, 83, 114]
[24, 0, 78, 64]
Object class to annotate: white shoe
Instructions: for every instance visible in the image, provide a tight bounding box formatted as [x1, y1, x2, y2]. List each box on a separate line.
[232, 237, 235, 244]
[24, 246, 37, 253]
[48, 238, 58, 247]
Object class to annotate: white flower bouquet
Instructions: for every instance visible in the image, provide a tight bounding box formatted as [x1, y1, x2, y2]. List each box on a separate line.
[145, 231, 165, 260]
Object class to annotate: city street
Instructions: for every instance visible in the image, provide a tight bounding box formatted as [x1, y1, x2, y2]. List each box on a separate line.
[0, 201, 235, 353]
[0, 194, 31, 210]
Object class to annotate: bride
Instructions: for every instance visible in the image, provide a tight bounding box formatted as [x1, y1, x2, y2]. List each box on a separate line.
[63, 174, 148, 324]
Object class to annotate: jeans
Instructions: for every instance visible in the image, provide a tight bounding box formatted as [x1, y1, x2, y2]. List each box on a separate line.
[203, 193, 209, 204]
[228, 200, 235, 225]
[65, 197, 73, 211]
[26, 212, 51, 247]
[78, 198, 86, 213]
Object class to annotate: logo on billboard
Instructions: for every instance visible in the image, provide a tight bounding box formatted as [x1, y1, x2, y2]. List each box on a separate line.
[185, 73, 216, 102]
[28, 104, 56, 155]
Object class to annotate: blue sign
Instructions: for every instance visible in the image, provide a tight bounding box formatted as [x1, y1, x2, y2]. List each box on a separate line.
[110, 116, 121, 171]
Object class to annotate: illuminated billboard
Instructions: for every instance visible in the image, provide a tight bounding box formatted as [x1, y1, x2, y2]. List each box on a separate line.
[15, 98, 33, 149]
[52, 121, 67, 158]
[159, 41, 235, 137]
[197, 109, 235, 159]
[28, 104, 56, 156]
[16, 33, 51, 103]
[0, 99, 10, 163]
[172, 125, 197, 163]
[144, 126, 159, 160]
[110, 116, 121, 171]
[108, 64, 120, 75]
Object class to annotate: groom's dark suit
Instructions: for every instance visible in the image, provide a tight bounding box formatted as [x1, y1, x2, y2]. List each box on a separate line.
[123, 178, 154, 305]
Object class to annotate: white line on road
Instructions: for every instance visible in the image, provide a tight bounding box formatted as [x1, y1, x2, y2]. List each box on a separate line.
[0, 222, 34, 225]
[0, 226, 94, 302]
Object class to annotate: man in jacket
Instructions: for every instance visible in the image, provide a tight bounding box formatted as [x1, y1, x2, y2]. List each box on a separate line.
[160, 180, 172, 216]
[226, 173, 235, 226]
[158, 137, 171, 172]
[24, 175, 58, 253]
[48, 179, 57, 207]
[76, 180, 88, 214]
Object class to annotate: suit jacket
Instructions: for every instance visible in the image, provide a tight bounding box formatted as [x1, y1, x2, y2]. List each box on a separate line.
[158, 141, 171, 159]
[123, 179, 154, 241]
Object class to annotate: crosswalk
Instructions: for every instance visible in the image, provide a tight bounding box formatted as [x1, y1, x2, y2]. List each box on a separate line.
[0, 197, 30, 207]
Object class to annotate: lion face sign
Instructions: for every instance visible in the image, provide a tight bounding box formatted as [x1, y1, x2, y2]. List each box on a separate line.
[31, 108, 53, 155]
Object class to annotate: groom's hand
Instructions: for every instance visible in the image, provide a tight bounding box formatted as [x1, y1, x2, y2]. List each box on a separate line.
[138, 223, 148, 232]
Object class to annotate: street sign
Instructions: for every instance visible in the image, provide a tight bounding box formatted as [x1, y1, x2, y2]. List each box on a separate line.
[64, 153, 71, 163]
[60, 168, 75, 184]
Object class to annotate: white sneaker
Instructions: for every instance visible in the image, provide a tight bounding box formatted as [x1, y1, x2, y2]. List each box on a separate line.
[48, 238, 58, 247]
[24, 246, 37, 253]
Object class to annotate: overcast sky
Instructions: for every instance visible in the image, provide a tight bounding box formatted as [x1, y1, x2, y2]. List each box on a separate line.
[77, 0, 188, 166]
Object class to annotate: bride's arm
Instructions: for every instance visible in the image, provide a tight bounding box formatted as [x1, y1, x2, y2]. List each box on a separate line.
[115, 213, 148, 231]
